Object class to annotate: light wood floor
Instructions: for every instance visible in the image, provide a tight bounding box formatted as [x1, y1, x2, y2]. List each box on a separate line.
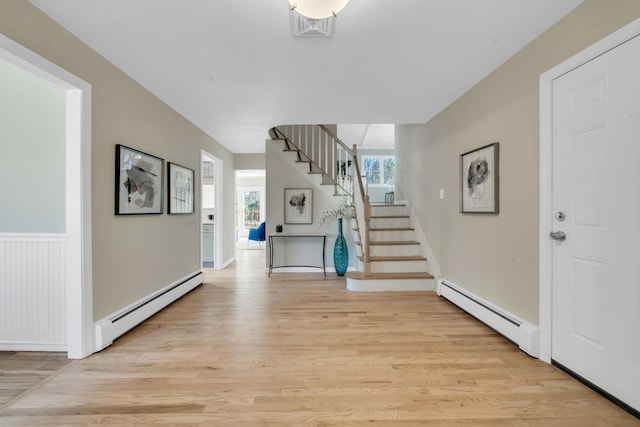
[0, 352, 71, 408]
[0, 249, 637, 426]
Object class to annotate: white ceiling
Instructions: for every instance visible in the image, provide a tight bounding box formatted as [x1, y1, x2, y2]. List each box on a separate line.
[338, 124, 395, 149]
[29, 0, 583, 153]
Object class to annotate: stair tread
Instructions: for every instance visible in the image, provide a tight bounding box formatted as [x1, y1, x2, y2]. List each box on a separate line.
[358, 255, 427, 262]
[370, 227, 414, 231]
[371, 215, 409, 219]
[282, 148, 299, 152]
[345, 271, 434, 280]
[369, 240, 420, 246]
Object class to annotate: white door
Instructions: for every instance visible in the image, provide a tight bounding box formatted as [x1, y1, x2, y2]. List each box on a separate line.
[551, 34, 640, 411]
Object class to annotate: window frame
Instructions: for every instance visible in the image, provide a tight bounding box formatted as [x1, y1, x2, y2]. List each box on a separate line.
[361, 154, 395, 187]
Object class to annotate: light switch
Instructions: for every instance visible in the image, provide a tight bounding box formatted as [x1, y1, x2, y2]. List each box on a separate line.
[440, 189, 445, 200]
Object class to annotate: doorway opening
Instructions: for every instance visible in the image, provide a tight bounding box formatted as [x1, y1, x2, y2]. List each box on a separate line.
[201, 151, 223, 269]
[0, 35, 93, 358]
[236, 170, 265, 249]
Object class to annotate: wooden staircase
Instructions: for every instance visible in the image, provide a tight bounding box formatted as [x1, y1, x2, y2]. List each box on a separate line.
[271, 125, 353, 196]
[270, 125, 435, 291]
[346, 203, 434, 291]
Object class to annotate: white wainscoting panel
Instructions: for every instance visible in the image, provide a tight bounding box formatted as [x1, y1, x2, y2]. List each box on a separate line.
[0, 234, 66, 351]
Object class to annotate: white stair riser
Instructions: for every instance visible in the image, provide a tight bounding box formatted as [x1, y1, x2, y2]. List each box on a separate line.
[369, 260, 428, 274]
[369, 244, 421, 257]
[280, 146, 324, 184]
[370, 229, 415, 241]
[370, 205, 407, 216]
[286, 152, 314, 175]
[370, 217, 411, 228]
[347, 277, 435, 292]
[282, 151, 343, 201]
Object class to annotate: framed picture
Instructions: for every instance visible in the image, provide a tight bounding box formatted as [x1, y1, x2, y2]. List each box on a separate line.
[168, 162, 195, 214]
[115, 144, 164, 215]
[337, 160, 352, 177]
[460, 142, 499, 214]
[284, 188, 313, 224]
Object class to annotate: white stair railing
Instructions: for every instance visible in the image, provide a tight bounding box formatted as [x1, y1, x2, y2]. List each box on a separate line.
[271, 125, 372, 275]
[272, 125, 353, 197]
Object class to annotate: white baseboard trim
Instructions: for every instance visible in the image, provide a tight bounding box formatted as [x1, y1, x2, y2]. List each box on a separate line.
[220, 256, 235, 269]
[94, 271, 203, 351]
[0, 343, 66, 352]
[347, 277, 434, 292]
[437, 278, 539, 357]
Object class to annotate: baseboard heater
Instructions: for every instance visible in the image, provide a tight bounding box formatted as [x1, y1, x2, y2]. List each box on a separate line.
[94, 271, 203, 351]
[437, 279, 539, 357]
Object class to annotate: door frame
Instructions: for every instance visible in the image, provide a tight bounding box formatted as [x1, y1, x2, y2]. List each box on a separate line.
[237, 186, 266, 238]
[201, 150, 224, 269]
[0, 35, 93, 358]
[539, 17, 640, 363]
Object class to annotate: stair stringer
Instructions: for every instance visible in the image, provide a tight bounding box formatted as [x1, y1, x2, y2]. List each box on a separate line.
[272, 139, 341, 200]
[402, 200, 442, 279]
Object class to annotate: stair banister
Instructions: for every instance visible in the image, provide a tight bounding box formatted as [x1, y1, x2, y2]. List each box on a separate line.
[271, 124, 372, 276]
[350, 144, 371, 276]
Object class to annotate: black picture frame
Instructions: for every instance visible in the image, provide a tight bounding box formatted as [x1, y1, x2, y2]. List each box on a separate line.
[167, 162, 195, 214]
[460, 142, 499, 214]
[115, 144, 164, 215]
[284, 188, 313, 224]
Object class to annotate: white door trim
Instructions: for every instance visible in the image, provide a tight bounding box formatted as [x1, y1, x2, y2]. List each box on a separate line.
[539, 17, 640, 363]
[201, 150, 224, 269]
[237, 186, 266, 236]
[0, 35, 93, 359]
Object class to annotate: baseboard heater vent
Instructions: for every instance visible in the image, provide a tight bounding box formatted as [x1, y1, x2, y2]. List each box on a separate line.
[94, 271, 203, 351]
[437, 279, 539, 357]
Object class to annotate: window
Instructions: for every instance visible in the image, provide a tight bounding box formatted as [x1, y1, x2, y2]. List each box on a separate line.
[362, 155, 395, 186]
[243, 191, 261, 228]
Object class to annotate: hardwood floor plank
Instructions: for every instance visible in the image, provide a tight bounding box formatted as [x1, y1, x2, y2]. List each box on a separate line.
[0, 248, 637, 425]
[0, 352, 71, 409]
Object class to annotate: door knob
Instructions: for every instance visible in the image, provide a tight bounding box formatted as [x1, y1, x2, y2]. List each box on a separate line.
[549, 231, 566, 241]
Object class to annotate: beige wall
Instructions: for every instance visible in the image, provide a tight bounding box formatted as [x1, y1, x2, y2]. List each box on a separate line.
[396, 1, 640, 324]
[234, 153, 265, 170]
[0, 1, 236, 320]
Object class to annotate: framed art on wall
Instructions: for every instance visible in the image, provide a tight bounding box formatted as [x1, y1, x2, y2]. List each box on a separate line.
[460, 142, 499, 214]
[284, 188, 313, 224]
[168, 162, 195, 214]
[115, 144, 164, 215]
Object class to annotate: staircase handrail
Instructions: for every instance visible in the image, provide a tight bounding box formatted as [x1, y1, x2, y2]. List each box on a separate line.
[350, 145, 371, 275]
[272, 125, 353, 196]
[270, 127, 330, 185]
[318, 124, 355, 156]
[271, 124, 371, 276]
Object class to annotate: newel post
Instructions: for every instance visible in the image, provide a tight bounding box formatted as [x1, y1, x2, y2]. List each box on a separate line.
[363, 195, 371, 276]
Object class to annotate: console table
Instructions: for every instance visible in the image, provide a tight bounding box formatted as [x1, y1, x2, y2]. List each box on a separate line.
[268, 233, 327, 277]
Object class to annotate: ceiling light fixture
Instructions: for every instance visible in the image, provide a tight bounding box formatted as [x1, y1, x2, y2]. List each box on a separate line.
[288, 0, 350, 20]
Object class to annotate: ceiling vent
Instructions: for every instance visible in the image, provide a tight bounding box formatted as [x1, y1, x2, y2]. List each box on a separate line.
[290, 10, 336, 37]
